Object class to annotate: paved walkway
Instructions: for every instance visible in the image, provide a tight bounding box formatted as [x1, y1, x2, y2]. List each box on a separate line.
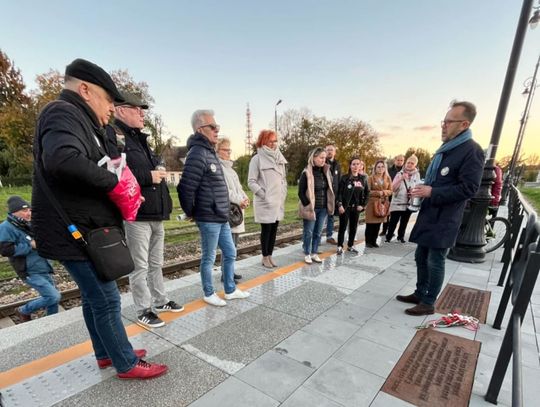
[1, 218, 539, 406]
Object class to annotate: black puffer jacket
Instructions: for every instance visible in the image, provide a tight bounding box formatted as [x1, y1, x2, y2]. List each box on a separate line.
[106, 120, 172, 221]
[32, 90, 121, 261]
[177, 133, 229, 223]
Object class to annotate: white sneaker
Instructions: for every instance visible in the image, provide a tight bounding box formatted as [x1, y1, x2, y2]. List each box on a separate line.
[204, 293, 227, 307]
[304, 255, 313, 264]
[224, 289, 250, 300]
[311, 254, 322, 263]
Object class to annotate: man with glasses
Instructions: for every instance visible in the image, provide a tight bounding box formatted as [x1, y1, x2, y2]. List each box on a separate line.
[0, 196, 60, 322]
[107, 91, 183, 329]
[396, 100, 484, 316]
[177, 110, 250, 306]
[32, 59, 166, 379]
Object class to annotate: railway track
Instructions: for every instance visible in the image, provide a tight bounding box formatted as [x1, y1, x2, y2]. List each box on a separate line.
[0, 232, 303, 321]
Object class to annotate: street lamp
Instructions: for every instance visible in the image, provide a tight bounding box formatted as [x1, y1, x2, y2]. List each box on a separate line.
[448, 0, 536, 263]
[274, 99, 282, 133]
[501, 55, 540, 204]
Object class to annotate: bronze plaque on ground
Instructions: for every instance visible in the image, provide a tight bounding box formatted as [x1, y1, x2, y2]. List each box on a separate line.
[435, 284, 491, 323]
[382, 329, 481, 407]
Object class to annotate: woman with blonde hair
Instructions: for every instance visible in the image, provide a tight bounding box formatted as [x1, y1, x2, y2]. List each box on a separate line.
[364, 160, 392, 248]
[216, 137, 249, 281]
[298, 147, 335, 264]
[248, 130, 288, 268]
[386, 154, 421, 243]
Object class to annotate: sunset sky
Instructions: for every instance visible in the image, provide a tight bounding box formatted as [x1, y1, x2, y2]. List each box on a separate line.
[1, 0, 539, 160]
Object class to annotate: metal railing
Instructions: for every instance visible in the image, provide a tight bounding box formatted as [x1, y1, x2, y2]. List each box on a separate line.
[485, 185, 540, 405]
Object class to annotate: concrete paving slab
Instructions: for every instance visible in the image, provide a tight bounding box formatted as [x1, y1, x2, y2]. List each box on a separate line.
[345, 288, 392, 311]
[475, 329, 539, 368]
[235, 351, 315, 402]
[371, 297, 429, 328]
[274, 329, 341, 369]
[281, 386, 343, 407]
[302, 264, 377, 291]
[322, 299, 374, 326]
[346, 252, 401, 271]
[370, 391, 416, 406]
[301, 315, 360, 346]
[180, 306, 306, 373]
[246, 273, 304, 305]
[188, 376, 279, 407]
[304, 357, 384, 407]
[334, 336, 401, 378]
[354, 319, 416, 352]
[263, 281, 347, 321]
[54, 347, 228, 407]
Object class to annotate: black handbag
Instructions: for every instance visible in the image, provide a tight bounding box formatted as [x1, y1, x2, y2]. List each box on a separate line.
[229, 203, 243, 227]
[35, 169, 134, 281]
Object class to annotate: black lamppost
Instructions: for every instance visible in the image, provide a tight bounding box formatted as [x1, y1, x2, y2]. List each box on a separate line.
[500, 54, 540, 204]
[448, 0, 536, 263]
[274, 99, 282, 133]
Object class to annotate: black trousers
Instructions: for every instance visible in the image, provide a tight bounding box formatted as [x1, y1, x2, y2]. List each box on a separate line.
[337, 208, 360, 248]
[386, 210, 413, 241]
[260, 222, 279, 256]
[365, 223, 382, 245]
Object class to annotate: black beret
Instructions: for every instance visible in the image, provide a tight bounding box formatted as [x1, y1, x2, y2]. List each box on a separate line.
[65, 58, 124, 103]
[116, 91, 149, 109]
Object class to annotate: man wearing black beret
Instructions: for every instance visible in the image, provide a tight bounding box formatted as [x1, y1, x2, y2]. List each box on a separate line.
[31, 58, 167, 379]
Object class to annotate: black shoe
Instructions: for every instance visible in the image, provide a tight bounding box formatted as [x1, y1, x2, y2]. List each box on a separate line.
[155, 300, 184, 313]
[137, 311, 165, 328]
[396, 293, 421, 304]
[347, 247, 359, 253]
[379, 231, 386, 236]
[385, 238, 391, 243]
[398, 237, 406, 243]
[366, 242, 379, 248]
[405, 303, 435, 316]
[221, 273, 242, 282]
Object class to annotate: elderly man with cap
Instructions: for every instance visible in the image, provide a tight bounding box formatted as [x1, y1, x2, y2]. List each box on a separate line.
[0, 196, 60, 322]
[31, 58, 167, 379]
[106, 92, 182, 329]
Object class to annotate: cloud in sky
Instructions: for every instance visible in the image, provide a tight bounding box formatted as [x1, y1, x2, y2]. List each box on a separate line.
[413, 125, 438, 132]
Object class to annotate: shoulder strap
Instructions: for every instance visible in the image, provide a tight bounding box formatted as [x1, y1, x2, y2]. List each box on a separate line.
[34, 168, 87, 245]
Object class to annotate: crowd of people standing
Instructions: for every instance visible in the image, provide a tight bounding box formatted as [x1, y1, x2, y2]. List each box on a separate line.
[0, 57, 485, 382]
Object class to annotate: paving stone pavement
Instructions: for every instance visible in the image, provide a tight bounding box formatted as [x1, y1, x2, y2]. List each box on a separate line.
[1, 218, 539, 407]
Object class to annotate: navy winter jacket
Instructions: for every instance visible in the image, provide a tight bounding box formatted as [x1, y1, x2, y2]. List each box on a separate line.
[410, 137, 484, 249]
[177, 133, 230, 223]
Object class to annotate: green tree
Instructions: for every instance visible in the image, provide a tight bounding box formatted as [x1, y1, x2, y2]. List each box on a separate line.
[234, 154, 252, 186]
[321, 117, 382, 175]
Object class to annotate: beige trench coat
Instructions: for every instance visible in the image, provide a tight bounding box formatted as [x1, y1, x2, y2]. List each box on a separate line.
[365, 174, 392, 224]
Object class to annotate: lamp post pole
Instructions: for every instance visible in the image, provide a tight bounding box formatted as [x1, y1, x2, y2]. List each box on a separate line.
[501, 54, 540, 204]
[274, 99, 282, 133]
[448, 0, 535, 263]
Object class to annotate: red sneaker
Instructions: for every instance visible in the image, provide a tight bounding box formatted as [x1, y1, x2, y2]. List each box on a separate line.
[97, 349, 147, 369]
[117, 360, 168, 380]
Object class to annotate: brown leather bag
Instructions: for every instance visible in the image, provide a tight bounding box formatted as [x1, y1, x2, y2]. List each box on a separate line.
[374, 196, 390, 218]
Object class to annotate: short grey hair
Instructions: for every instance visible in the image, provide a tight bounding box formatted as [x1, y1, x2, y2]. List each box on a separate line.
[191, 109, 215, 132]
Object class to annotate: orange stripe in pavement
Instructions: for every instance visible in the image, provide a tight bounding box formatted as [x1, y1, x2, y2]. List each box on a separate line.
[0, 237, 370, 388]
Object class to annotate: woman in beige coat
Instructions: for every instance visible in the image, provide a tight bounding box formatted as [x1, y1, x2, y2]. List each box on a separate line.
[248, 130, 288, 268]
[364, 160, 392, 248]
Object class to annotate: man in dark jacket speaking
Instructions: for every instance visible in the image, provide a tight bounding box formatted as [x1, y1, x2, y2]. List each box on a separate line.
[107, 92, 183, 330]
[397, 100, 484, 316]
[177, 110, 250, 307]
[32, 58, 166, 379]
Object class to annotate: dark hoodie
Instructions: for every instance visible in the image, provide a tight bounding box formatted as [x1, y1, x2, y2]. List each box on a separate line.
[177, 133, 230, 222]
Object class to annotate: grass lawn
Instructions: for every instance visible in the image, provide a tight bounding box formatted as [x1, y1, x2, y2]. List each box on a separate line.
[520, 187, 540, 212]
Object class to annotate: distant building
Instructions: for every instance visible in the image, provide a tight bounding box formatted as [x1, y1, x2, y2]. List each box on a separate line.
[161, 145, 187, 185]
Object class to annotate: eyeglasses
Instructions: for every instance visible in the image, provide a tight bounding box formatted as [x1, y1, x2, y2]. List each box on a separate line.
[200, 124, 220, 132]
[441, 119, 465, 126]
[219, 148, 232, 153]
[268, 139, 278, 143]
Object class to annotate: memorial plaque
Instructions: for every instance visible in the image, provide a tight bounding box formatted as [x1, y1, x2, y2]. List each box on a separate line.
[435, 284, 491, 323]
[382, 329, 480, 407]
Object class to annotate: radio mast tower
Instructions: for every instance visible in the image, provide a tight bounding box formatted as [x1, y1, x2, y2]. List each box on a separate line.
[245, 103, 253, 155]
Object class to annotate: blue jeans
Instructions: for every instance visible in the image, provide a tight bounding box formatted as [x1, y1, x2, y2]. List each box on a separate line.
[414, 246, 449, 305]
[326, 214, 335, 238]
[20, 273, 60, 315]
[62, 260, 137, 373]
[197, 222, 236, 297]
[303, 208, 328, 255]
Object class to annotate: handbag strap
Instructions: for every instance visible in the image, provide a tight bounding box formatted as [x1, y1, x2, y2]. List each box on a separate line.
[34, 166, 88, 245]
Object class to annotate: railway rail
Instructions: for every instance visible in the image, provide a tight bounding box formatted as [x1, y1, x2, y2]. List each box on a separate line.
[0, 232, 303, 321]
